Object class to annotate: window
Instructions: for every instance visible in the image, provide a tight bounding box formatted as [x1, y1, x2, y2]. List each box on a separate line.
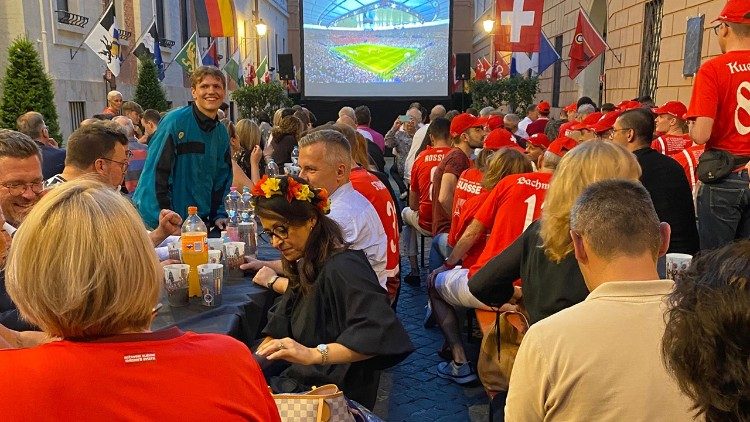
[69, 102, 85, 133]
[552, 35, 563, 107]
[181, 0, 189, 43]
[639, 0, 663, 100]
[155, 0, 166, 40]
[56, 0, 68, 11]
[474, 0, 488, 21]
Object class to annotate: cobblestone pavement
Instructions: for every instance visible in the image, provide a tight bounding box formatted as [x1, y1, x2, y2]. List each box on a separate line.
[373, 261, 490, 421]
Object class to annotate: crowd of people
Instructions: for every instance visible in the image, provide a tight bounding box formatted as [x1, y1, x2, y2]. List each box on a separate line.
[0, 2, 748, 420]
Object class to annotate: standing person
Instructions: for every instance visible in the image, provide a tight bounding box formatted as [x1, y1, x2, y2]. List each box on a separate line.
[140, 109, 161, 144]
[0, 179, 281, 421]
[504, 113, 528, 143]
[685, 0, 750, 249]
[385, 107, 422, 198]
[651, 101, 692, 155]
[525, 101, 550, 136]
[102, 90, 122, 115]
[133, 66, 232, 230]
[113, 116, 147, 196]
[0, 130, 43, 233]
[121, 101, 144, 138]
[270, 115, 302, 167]
[505, 180, 694, 421]
[15, 111, 66, 179]
[518, 104, 538, 133]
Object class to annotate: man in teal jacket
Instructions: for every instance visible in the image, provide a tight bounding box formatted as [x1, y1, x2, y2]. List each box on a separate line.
[134, 66, 231, 229]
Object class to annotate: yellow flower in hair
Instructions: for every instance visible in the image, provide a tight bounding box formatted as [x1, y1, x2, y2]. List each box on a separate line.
[260, 177, 281, 198]
[295, 184, 315, 202]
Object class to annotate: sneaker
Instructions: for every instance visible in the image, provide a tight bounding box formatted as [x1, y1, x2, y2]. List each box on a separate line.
[423, 302, 436, 328]
[437, 361, 478, 385]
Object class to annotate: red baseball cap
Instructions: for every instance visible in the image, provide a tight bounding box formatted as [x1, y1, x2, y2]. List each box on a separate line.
[527, 133, 551, 149]
[486, 115, 504, 130]
[538, 101, 551, 113]
[564, 102, 578, 112]
[547, 137, 578, 157]
[450, 113, 488, 138]
[591, 110, 622, 134]
[616, 100, 641, 111]
[714, 0, 750, 23]
[484, 128, 524, 152]
[652, 101, 687, 120]
[571, 112, 604, 131]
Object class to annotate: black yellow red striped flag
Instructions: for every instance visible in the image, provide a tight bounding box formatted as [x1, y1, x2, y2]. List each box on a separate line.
[194, 0, 235, 37]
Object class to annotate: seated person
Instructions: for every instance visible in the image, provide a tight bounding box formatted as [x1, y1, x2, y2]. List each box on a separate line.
[0, 178, 280, 420]
[252, 175, 413, 410]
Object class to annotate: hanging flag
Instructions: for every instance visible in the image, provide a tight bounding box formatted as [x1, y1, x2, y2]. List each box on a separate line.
[223, 49, 244, 86]
[244, 61, 256, 86]
[83, 2, 123, 76]
[256, 56, 268, 84]
[202, 40, 219, 66]
[536, 32, 561, 74]
[174, 31, 200, 75]
[132, 19, 165, 80]
[194, 0, 236, 37]
[481, 56, 493, 80]
[492, 53, 510, 79]
[450, 54, 461, 93]
[510, 32, 560, 76]
[569, 8, 608, 79]
[511, 52, 536, 75]
[474, 58, 487, 80]
[496, 0, 544, 52]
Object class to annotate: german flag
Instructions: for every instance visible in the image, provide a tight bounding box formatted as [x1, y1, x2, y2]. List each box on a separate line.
[194, 0, 235, 37]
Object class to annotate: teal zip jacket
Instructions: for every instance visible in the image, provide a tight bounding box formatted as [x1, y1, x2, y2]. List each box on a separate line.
[133, 104, 232, 229]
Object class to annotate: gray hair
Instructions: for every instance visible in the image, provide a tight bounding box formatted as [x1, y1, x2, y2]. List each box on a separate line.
[107, 90, 122, 101]
[430, 105, 447, 121]
[338, 107, 355, 121]
[504, 113, 521, 124]
[112, 116, 135, 138]
[542, 151, 562, 170]
[570, 179, 661, 260]
[479, 106, 495, 117]
[298, 129, 351, 167]
[577, 104, 596, 116]
[16, 112, 46, 140]
[0, 129, 41, 161]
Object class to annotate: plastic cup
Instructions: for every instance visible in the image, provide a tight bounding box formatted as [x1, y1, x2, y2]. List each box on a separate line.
[198, 263, 223, 307]
[163, 264, 190, 307]
[222, 242, 245, 271]
[207, 238, 224, 251]
[208, 249, 222, 264]
[666, 253, 692, 280]
[167, 241, 181, 262]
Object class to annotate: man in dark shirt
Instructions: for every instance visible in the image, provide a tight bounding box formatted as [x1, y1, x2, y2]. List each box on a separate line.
[610, 109, 699, 255]
[16, 111, 66, 180]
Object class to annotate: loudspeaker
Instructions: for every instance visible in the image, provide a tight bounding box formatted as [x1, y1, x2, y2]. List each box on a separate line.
[456, 53, 471, 80]
[277, 54, 294, 80]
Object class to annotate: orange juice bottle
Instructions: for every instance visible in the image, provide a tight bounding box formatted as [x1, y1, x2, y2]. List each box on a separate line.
[181, 206, 208, 297]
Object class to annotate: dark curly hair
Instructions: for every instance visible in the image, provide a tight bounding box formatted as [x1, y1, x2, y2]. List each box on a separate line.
[252, 176, 347, 295]
[661, 240, 750, 422]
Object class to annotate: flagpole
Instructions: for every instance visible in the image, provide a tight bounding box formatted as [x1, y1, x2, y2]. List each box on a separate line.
[70, 0, 115, 60]
[576, 4, 622, 64]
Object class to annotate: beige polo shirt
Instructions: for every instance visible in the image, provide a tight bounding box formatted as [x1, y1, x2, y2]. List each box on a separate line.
[505, 280, 696, 421]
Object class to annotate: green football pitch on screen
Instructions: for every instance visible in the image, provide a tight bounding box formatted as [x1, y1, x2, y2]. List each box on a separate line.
[331, 43, 419, 80]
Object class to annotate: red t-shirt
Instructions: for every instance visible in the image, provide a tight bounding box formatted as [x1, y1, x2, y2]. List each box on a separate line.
[558, 121, 577, 138]
[431, 148, 472, 236]
[350, 167, 400, 299]
[448, 191, 489, 270]
[526, 117, 549, 137]
[411, 146, 453, 232]
[670, 144, 706, 192]
[449, 167, 485, 245]
[469, 172, 552, 276]
[685, 50, 750, 157]
[0, 328, 281, 421]
[651, 134, 692, 155]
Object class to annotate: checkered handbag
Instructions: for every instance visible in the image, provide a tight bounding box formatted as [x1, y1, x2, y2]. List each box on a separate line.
[273, 384, 354, 422]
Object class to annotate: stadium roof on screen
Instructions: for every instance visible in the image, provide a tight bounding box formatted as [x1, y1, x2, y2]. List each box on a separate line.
[303, 0, 449, 27]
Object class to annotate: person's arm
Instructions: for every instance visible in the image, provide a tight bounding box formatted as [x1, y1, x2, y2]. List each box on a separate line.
[444, 219, 485, 265]
[384, 120, 401, 148]
[438, 173, 459, 215]
[690, 117, 713, 145]
[255, 337, 371, 365]
[148, 209, 182, 247]
[249, 145, 263, 184]
[0, 324, 55, 349]
[252, 265, 289, 294]
[408, 190, 419, 211]
[468, 230, 524, 306]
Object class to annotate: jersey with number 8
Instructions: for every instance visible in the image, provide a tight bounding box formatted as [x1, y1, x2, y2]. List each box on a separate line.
[469, 172, 552, 277]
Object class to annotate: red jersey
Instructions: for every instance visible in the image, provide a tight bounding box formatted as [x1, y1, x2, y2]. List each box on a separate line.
[448, 191, 489, 270]
[350, 167, 400, 299]
[470, 172, 552, 276]
[431, 148, 472, 235]
[411, 146, 453, 232]
[651, 133, 692, 155]
[558, 121, 577, 138]
[670, 144, 706, 192]
[685, 50, 750, 157]
[0, 328, 281, 421]
[449, 167, 485, 246]
[526, 117, 549, 137]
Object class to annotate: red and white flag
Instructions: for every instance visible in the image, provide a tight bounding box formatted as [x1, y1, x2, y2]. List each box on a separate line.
[451, 54, 462, 93]
[496, 0, 544, 52]
[492, 54, 510, 79]
[481, 56, 493, 79]
[474, 58, 487, 80]
[568, 8, 608, 79]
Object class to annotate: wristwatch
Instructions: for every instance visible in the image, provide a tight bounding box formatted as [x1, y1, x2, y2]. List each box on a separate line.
[266, 275, 280, 290]
[316, 344, 329, 364]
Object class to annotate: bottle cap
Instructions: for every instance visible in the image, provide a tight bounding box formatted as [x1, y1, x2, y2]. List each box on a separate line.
[230, 186, 237, 191]
[187, 206, 197, 214]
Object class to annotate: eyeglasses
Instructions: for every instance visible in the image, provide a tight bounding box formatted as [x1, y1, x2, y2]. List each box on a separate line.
[609, 127, 632, 139]
[713, 22, 727, 35]
[99, 150, 133, 170]
[0, 181, 44, 196]
[259, 224, 290, 243]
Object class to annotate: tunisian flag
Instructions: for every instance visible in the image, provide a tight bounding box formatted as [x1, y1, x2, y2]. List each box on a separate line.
[568, 9, 607, 79]
[496, 0, 544, 52]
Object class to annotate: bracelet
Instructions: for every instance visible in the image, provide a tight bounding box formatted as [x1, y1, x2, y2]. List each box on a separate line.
[443, 258, 457, 270]
[266, 275, 280, 290]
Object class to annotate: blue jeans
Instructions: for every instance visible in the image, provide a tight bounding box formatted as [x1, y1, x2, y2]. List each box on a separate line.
[696, 169, 750, 250]
[429, 233, 453, 272]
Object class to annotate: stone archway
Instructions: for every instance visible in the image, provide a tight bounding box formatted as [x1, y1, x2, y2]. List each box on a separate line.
[578, 0, 607, 105]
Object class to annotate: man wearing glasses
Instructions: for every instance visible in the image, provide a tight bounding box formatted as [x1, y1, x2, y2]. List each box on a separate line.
[0, 130, 44, 235]
[685, 0, 750, 250]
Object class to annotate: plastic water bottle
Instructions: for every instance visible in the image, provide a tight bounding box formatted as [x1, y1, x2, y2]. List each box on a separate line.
[238, 186, 257, 258]
[224, 187, 240, 241]
[181, 206, 208, 297]
[291, 146, 299, 166]
[266, 158, 279, 176]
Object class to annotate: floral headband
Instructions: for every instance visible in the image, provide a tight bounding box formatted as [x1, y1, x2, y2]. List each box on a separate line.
[251, 175, 331, 214]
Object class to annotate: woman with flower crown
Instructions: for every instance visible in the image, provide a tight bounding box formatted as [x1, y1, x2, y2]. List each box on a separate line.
[252, 175, 413, 409]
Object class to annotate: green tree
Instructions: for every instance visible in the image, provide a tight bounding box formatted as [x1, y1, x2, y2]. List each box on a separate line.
[134, 58, 168, 111]
[469, 76, 540, 114]
[231, 82, 292, 120]
[0, 37, 62, 142]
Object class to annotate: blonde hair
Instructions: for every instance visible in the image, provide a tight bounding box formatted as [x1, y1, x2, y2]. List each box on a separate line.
[6, 178, 161, 338]
[540, 141, 642, 262]
[236, 119, 260, 152]
[482, 148, 532, 189]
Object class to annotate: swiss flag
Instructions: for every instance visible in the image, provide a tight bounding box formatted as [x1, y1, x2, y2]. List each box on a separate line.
[568, 9, 608, 79]
[496, 0, 544, 52]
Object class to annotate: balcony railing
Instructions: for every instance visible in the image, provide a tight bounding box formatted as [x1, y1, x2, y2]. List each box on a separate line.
[54, 10, 89, 28]
[159, 39, 176, 49]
